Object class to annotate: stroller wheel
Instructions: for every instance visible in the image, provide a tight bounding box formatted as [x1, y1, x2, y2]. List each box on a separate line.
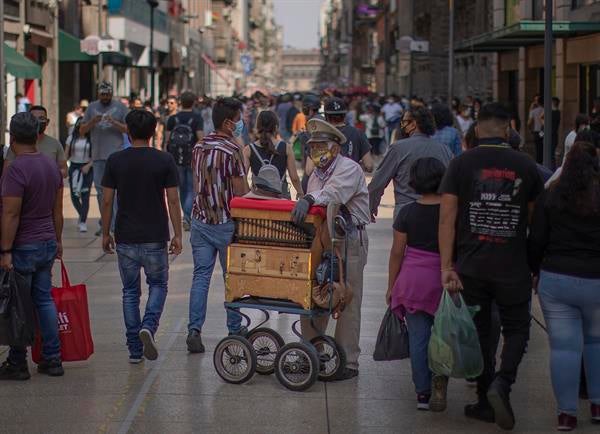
[275, 342, 319, 392]
[213, 335, 256, 384]
[247, 327, 285, 375]
[311, 335, 346, 381]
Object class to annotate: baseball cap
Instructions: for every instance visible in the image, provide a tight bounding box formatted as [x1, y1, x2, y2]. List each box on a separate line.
[324, 97, 347, 115]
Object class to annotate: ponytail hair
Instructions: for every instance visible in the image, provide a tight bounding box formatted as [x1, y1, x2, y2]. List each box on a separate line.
[256, 110, 279, 155]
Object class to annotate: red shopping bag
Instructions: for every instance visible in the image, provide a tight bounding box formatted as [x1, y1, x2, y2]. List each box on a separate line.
[32, 261, 94, 363]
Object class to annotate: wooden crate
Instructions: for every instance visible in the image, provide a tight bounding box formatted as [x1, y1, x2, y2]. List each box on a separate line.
[225, 243, 314, 310]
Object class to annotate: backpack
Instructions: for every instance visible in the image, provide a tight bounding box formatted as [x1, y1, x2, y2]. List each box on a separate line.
[168, 116, 196, 166]
[249, 142, 283, 190]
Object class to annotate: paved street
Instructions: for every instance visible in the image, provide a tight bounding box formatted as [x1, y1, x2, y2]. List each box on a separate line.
[0, 184, 596, 434]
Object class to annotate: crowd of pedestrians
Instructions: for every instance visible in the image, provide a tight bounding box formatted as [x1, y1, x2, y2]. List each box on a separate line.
[1, 82, 599, 433]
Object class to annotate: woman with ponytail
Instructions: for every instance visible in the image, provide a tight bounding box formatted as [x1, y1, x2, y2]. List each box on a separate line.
[243, 110, 303, 199]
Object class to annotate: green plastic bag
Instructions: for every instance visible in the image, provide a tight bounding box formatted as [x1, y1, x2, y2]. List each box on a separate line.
[428, 290, 483, 379]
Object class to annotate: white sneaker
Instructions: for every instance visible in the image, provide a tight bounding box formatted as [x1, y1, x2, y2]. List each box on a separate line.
[139, 329, 158, 361]
[78, 222, 88, 233]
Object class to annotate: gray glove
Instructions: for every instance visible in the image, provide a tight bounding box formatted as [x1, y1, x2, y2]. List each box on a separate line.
[292, 196, 314, 225]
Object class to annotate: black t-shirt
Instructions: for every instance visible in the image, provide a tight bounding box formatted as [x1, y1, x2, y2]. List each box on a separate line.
[393, 202, 440, 253]
[166, 111, 204, 135]
[338, 125, 371, 163]
[102, 147, 179, 244]
[440, 142, 543, 282]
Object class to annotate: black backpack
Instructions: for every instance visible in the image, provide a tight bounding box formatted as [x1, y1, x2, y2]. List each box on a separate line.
[168, 116, 196, 166]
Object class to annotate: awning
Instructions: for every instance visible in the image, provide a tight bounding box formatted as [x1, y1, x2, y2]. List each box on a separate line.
[58, 31, 132, 66]
[456, 20, 600, 53]
[201, 53, 230, 86]
[59, 30, 95, 62]
[3, 43, 42, 79]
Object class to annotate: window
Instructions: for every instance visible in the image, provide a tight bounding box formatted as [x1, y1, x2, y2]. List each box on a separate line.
[532, 0, 543, 19]
[505, 0, 519, 26]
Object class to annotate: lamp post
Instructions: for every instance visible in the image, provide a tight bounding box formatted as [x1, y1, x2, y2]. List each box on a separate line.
[147, 0, 159, 106]
[0, 0, 5, 148]
[448, 0, 455, 105]
[543, 0, 553, 168]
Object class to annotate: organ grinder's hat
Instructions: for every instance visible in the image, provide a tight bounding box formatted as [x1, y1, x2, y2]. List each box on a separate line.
[306, 118, 347, 145]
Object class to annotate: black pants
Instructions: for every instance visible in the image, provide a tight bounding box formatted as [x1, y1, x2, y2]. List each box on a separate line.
[68, 162, 93, 223]
[368, 137, 383, 155]
[460, 274, 532, 400]
[534, 133, 544, 164]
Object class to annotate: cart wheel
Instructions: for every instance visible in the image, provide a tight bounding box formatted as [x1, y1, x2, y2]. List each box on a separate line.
[247, 327, 285, 375]
[213, 336, 257, 385]
[274, 342, 319, 392]
[311, 336, 347, 381]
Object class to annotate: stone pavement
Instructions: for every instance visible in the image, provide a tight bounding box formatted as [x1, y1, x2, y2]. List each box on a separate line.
[0, 186, 597, 434]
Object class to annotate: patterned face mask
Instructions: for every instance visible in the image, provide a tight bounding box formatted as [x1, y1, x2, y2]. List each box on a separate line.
[310, 147, 334, 168]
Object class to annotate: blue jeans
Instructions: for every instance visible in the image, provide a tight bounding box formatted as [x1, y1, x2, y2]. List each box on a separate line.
[538, 270, 600, 415]
[93, 160, 116, 230]
[188, 219, 242, 334]
[176, 165, 194, 224]
[405, 311, 434, 395]
[116, 242, 169, 358]
[8, 241, 59, 365]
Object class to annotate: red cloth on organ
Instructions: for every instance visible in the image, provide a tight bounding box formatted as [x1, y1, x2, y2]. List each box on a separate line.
[230, 197, 326, 219]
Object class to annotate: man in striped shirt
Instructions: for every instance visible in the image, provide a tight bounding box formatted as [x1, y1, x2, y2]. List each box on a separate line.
[187, 98, 250, 353]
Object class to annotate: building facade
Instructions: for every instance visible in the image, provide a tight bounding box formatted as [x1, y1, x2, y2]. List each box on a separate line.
[281, 49, 321, 92]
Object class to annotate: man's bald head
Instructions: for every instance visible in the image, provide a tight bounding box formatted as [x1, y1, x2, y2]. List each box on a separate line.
[476, 103, 511, 140]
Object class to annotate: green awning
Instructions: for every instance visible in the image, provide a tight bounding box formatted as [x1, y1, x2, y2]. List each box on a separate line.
[59, 30, 95, 62]
[3, 43, 42, 79]
[456, 21, 600, 53]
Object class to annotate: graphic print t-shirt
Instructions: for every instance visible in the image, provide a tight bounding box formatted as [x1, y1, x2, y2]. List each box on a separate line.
[440, 144, 543, 282]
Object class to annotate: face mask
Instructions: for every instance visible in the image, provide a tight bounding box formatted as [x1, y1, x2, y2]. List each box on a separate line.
[232, 119, 244, 137]
[400, 121, 415, 138]
[310, 148, 334, 168]
[38, 120, 48, 134]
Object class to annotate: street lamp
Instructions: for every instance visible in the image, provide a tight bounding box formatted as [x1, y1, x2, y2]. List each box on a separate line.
[147, 0, 159, 106]
[543, 0, 553, 168]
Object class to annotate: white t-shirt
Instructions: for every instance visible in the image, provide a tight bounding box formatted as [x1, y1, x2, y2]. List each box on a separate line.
[456, 115, 473, 136]
[529, 106, 544, 132]
[563, 130, 577, 161]
[67, 135, 92, 164]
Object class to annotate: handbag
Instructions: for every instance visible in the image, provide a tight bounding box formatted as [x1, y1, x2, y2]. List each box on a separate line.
[373, 308, 410, 361]
[0, 269, 35, 347]
[32, 261, 94, 363]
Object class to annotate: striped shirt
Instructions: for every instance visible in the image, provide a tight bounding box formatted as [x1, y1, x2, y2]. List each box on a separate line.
[192, 133, 246, 224]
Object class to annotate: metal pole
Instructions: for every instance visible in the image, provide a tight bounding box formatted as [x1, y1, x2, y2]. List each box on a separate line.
[0, 0, 5, 148]
[543, 0, 553, 168]
[448, 0, 455, 104]
[150, 4, 155, 107]
[98, 0, 103, 82]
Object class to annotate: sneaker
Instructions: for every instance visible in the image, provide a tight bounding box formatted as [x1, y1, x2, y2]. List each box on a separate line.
[417, 393, 431, 411]
[557, 413, 577, 431]
[37, 359, 64, 377]
[0, 360, 31, 381]
[591, 403, 600, 424]
[129, 356, 144, 364]
[94, 227, 102, 237]
[332, 367, 359, 382]
[487, 377, 515, 430]
[228, 326, 249, 337]
[464, 401, 495, 423]
[139, 328, 158, 361]
[430, 375, 448, 412]
[186, 329, 205, 353]
[78, 222, 88, 233]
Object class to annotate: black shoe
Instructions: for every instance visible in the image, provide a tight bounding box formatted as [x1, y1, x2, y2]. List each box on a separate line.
[37, 359, 64, 377]
[228, 326, 248, 337]
[332, 368, 359, 382]
[487, 378, 515, 430]
[0, 360, 31, 381]
[186, 329, 205, 353]
[464, 401, 495, 423]
[139, 328, 158, 361]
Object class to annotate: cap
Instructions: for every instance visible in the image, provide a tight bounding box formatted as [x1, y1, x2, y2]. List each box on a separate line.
[306, 118, 347, 145]
[98, 81, 113, 94]
[80, 99, 89, 108]
[324, 97, 347, 115]
[302, 94, 321, 110]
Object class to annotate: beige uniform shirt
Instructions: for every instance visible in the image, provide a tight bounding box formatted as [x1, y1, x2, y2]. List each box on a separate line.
[6, 135, 66, 163]
[307, 156, 370, 226]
